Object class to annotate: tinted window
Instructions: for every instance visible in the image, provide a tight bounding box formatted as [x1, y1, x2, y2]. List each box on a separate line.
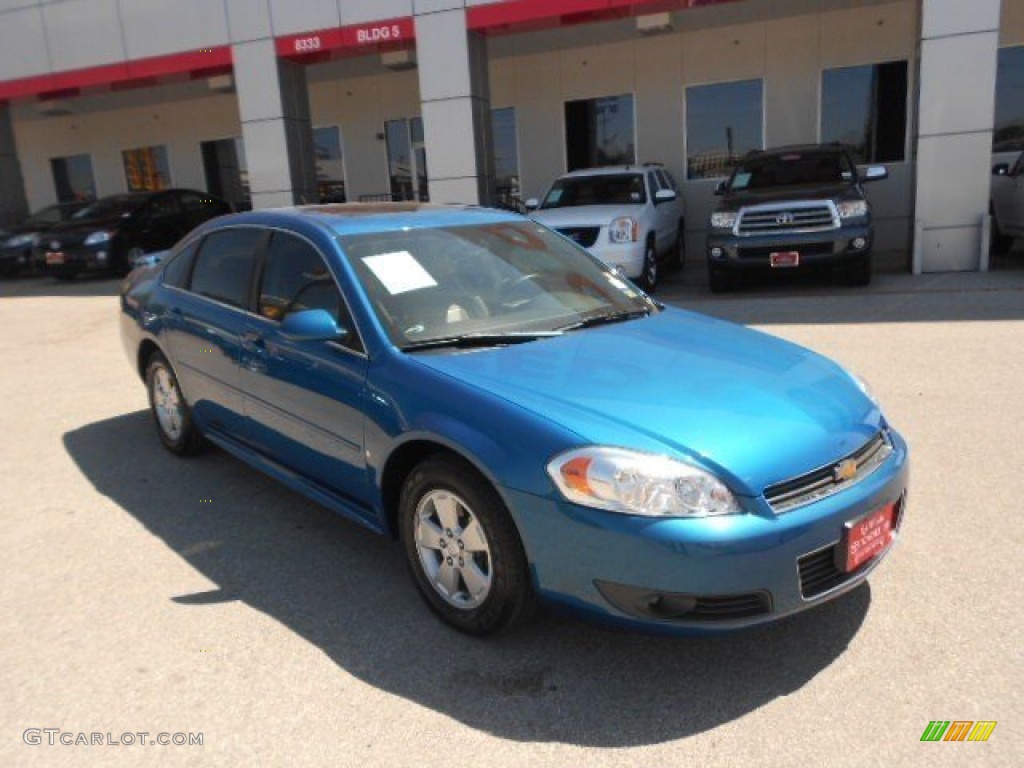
[564, 94, 636, 171]
[163, 240, 199, 289]
[189, 229, 263, 309]
[142, 195, 178, 222]
[995, 46, 1024, 152]
[541, 174, 647, 209]
[492, 107, 520, 195]
[686, 80, 764, 179]
[259, 233, 361, 350]
[72, 194, 147, 220]
[821, 61, 908, 163]
[313, 126, 347, 203]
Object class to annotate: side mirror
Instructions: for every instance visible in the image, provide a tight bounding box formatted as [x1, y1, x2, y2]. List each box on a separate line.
[279, 309, 346, 342]
[524, 198, 540, 211]
[862, 166, 889, 182]
[993, 163, 1010, 177]
[714, 180, 728, 196]
[654, 188, 677, 204]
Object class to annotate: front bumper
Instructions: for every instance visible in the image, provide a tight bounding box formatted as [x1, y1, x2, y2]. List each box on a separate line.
[0, 245, 33, 273]
[41, 244, 113, 275]
[707, 222, 872, 272]
[505, 429, 908, 633]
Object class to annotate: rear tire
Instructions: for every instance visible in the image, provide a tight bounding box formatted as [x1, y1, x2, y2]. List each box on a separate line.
[990, 211, 1013, 254]
[145, 351, 205, 456]
[399, 455, 537, 636]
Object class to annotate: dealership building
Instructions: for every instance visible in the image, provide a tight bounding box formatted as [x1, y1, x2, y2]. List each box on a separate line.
[0, 0, 1022, 274]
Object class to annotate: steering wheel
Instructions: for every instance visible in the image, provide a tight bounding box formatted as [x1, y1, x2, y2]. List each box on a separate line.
[499, 272, 544, 306]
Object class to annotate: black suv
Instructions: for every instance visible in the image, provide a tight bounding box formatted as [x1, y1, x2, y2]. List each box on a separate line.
[705, 145, 888, 292]
[41, 189, 231, 279]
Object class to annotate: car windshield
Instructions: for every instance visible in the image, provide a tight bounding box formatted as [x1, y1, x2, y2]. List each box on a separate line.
[338, 220, 657, 349]
[540, 174, 647, 209]
[25, 203, 86, 226]
[71, 195, 146, 221]
[729, 152, 854, 191]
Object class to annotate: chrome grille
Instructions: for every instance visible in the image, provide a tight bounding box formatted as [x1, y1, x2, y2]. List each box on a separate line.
[765, 431, 893, 513]
[737, 202, 838, 236]
[556, 227, 600, 248]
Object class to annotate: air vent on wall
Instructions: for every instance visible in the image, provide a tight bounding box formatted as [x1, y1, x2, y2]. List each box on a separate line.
[381, 50, 416, 70]
[36, 100, 74, 116]
[636, 12, 673, 35]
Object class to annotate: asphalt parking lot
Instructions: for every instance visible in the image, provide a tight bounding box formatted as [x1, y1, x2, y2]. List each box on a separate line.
[2, 265, 1022, 767]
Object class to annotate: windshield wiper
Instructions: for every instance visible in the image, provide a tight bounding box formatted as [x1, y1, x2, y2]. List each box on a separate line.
[401, 331, 563, 352]
[555, 308, 651, 333]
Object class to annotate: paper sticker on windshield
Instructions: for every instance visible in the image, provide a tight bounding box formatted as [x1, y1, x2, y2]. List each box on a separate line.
[362, 251, 437, 295]
[732, 172, 752, 190]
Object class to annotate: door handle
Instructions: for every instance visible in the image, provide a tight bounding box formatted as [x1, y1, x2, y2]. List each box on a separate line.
[242, 331, 265, 347]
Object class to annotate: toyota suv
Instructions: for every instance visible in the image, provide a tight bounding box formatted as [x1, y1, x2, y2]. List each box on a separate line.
[706, 145, 888, 292]
[526, 164, 685, 292]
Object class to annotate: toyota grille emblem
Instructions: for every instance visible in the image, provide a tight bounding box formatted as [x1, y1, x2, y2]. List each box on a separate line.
[775, 212, 795, 226]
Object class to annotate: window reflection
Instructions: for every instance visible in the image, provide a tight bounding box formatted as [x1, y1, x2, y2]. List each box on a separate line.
[686, 80, 763, 180]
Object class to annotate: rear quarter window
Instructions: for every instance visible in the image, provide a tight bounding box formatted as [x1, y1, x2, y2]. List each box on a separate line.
[162, 240, 199, 289]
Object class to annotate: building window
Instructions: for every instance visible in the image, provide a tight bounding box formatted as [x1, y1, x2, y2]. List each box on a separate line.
[564, 94, 635, 172]
[821, 61, 908, 164]
[685, 79, 763, 180]
[492, 107, 520, 197]
[201, 137, 250, 211]
[995, 46, 1024, 152]
[313, 126, 347, 203]
[50, 154, 96, 202]
[384, 118, 428, 202]
[122, 145, 171, 192]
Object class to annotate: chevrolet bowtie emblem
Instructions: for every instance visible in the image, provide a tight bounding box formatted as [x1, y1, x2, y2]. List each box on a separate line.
[833, 459, 858, 483]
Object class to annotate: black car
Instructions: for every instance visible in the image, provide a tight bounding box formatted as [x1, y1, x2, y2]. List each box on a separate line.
[705, 145, 888, 292]
[42, 189, 231, 279]
[0, 202, 90, 276]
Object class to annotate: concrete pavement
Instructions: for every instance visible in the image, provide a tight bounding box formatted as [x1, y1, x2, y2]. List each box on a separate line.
[1, 268, 1021, 767]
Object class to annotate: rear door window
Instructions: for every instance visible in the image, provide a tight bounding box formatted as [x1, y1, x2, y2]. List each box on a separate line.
[162, 240, 199, 288]
[188, 228, 264, 309]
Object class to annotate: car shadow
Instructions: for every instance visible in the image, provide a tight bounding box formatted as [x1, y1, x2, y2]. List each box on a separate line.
[64, 411, 871, 747]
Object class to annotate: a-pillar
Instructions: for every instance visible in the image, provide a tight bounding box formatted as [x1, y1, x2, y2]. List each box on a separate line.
[414, 2, 495, 205]
[0, 104, 28, 226]
[232, 34, 317, 208]
[914, 0, 1003, 272]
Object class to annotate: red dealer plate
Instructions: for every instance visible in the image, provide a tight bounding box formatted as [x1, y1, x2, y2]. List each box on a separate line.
[770, 251, 800, 268]
[840, 504, 895, 572]
[45, 252, 65, 265]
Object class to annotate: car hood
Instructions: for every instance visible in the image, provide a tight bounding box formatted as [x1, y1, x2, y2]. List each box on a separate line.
[530, 205, 645, 229]
[719, 184, 862, 210]
[48, 215, 125, 236]
[412, 309, 880, 496]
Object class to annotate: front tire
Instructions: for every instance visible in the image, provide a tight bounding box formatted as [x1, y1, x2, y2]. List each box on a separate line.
[639, 241, 658, 293]
[708, 266, 733, 293]
[146, 351, 204, 456]
[399, 455, 536, 636]
[844, 254, 872, 286]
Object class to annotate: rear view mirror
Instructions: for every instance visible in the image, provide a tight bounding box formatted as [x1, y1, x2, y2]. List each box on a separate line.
[863, 166, 889, 182]
[524, 198, 540, 211]
[714, 180, 728, 196]
[993, 163, 1010, 177]
[280, 309, 346, 342]
[654, 189, 677, 204]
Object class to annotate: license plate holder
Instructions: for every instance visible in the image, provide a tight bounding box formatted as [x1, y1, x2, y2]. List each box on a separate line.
[770, 251, 800, 268]
[45, 252, 65, 265]
[838, 504, 895, 572]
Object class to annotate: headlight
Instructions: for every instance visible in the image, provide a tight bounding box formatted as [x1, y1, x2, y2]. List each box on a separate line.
[608, 217, 638, 243]
[547, 446, 741, 518]
[710, 212, 737, 230]
[838, 201, 868, 219]
[84, 230, 112, 246]
[4, 233, 38, 248]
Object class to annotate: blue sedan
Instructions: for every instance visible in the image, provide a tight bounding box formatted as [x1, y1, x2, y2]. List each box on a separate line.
[120, 204, 908, 635]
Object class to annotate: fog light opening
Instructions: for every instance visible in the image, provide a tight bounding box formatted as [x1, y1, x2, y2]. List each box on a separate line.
[851, 237, 867, 251]
[710, 247, 724, 258]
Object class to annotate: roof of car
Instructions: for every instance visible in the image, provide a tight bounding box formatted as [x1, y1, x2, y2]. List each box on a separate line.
[746, 144, 852, 158]
[557, 165, 653, 179]
[220, 203, 523, 237]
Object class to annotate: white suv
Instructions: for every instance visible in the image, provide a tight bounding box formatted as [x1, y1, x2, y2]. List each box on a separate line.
[526, 164, 685, 292]
[991, 151, 1024, 253]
